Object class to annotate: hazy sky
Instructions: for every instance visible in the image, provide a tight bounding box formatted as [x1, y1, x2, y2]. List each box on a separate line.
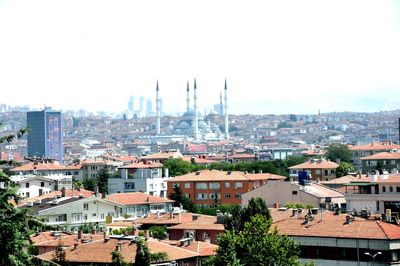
[0, 0, 399, 115]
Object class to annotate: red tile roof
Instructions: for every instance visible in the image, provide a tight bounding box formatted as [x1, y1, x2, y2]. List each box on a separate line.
[361, 151, 400, 160]
[11, 162, 66, 172]
[167, 170, 286, 182]
[37, 238, 202, 264]
[120, 162, 163, 169]
[271, 209, 400, 240]
[349, 142, 400, 151]
[106, 192, 174, 205]
[289, 159, 339, 170]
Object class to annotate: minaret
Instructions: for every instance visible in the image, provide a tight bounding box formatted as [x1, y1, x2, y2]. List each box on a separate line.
[193, 79, 199, 141]
[224, 79, 229, 140]
[186, 81, 190, 112]
[156, 81, 160, 135]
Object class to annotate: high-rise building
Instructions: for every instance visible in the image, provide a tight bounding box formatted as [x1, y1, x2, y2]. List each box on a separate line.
[146, 98, 153, 117]
[27, 107, 63, 161]
[128, 96, 135, 113]
[139, 96, 145, 116]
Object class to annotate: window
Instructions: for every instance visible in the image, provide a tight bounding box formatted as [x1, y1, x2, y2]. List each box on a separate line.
[41, 182, 45, 187]
[397, 186, 400, 193]
[196, 193, 208, 200]
[235, 182, 243, 190]
[101, 213, 105, 219]
[92, 213, 96, 217]
[209, 182, 220, 189]
[224, 193, 231, 199]
[210, 193, 220, 200]
[83, 214, 88, 220]
[330, 170, 335, 174]
[196, 183, 207, 189]
[391, 160, 396, 165]
[184, 183, 191, 189]
[390, 186, 394, 193]
[383, 186, 386, 193]
[84, 203, 89, 210]
[124, 182, 135, 190]
[71, 213, 83, 222]
[203, 232, 210, 240]
[315, 170, 321, 175]
[127, 207, 136, 214]
[107, 212, 115, 217]
[185, 193, 191, 198]
[224, 182, 230, 189]
[26, 183, 29, 188]
[235, 193, 242, 199]
[324, 170, 328, 176]
[292, 191, 298, 195]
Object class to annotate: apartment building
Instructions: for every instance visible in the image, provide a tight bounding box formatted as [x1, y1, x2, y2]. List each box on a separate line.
[289, 158, 339, 181]
[361, 151, 400, 174]
[166, 170, 286, 207]
[349, 141, 400, 171]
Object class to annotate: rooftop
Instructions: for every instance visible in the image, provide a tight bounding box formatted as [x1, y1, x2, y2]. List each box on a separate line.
[106, 192, 174, 206]
[289, 159, 339, 170]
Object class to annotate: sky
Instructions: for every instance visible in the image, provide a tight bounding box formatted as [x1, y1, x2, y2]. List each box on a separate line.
[0, 0, 400, 115]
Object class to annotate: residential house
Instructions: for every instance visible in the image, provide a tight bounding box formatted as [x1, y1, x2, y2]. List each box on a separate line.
[166, 170, 286, 207]
[10, 174, 72, 198]
[108, 161, 170, 197]
[289, 158, 339, 181]
[106, 192, 174, 219]
[241, 180, 346, 209]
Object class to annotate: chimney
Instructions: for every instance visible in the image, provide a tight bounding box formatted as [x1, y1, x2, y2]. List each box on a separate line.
[78, 230, 82, 240]
[146, 197, 149, 202]
[224, 79, 229, 140]
[94, 186, 99, 197]
[116, 243, 122, 252]
[61, 187, 66, 197]
[144, 230, 150, 239]
[74, 243, 79, 249]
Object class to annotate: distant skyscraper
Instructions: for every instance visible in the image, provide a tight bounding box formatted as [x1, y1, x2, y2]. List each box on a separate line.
[139, 96, 145, 116]
[27, 107, 63, 161]
[128, 96, 135, 113]
[146, 98, 153, 117]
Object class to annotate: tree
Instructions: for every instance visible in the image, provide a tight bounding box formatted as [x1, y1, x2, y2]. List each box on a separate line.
[224, 197, 271, 234]
[206, 215, 302, 266]
[82, 177, 97, 191]
[134, 238, 150, 266]
[163, 158, 195, 176]
[52, 241, 66, 265]
[149, 225, 167, 240]
[0, 127, 48, 265]
[98, 166, 112, 194]
[111, 249, 128, 266]
[149, 252, 168, 264]
[325, 143, 352, 163]
[336, 162, 355, 177]
[168, 184, 197, 213]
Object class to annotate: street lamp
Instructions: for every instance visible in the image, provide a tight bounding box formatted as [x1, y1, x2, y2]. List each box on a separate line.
[364, 251, 382, 266]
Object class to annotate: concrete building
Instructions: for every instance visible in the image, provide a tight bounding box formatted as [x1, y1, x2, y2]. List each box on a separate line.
[241, 180, 345, 209]
[27, 107, 63, 161]
[289, 158, 339, 181]
[11, 174, 72, 198]
[166, 170, 286, 207]
[107, 161, 170, 197]
[345, 173, 400, 214]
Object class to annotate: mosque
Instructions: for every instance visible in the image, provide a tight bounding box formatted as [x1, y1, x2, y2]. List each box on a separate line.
[155, 79, 229, 141]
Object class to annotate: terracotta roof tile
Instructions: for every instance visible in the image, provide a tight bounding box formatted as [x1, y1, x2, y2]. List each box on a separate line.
[361, 151, 400, 160]
[106, 192, 174, 205]
[167, 170, 285, 182]
[289, 160, 339, 170]
[349, 142, 400, 151]
[11, 162, 66, 172]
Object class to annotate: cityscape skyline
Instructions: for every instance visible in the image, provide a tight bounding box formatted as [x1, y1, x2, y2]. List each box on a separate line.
[0, 1, 399, 115]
